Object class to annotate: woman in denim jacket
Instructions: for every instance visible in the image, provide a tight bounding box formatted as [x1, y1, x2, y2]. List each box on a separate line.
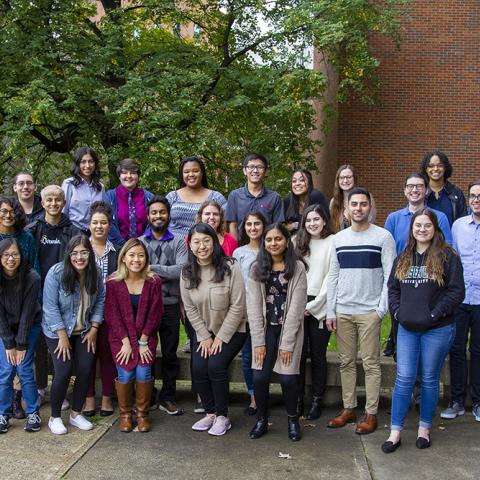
[42, 235, 105, 435]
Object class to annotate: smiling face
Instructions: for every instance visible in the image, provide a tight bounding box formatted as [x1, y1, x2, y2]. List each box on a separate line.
[305, 210, 325, 239]
[89, 213, 110, 242]
[469, 185, 480, 218]
[13, 174, 36, 202]
[190, 232, 214, 265]
[182, 161, 203, 189]
[79, 154, 96, 180]
[412, 214, 435, 247]
[0, 244, 21, 277]
[425, 155, 445, 182]
[404, 176, 427, 206]
[42, 194, 64, 218]
[0, 202, 16, 232]
[119, 169, 139, 191]
[243, 158, 266, 186]
[348, 194, 371, 225]
[338, 168, 355, 192]
[291, 171, 308, 197]
[244, 215, 264, 241]
[122, 244, 147, 274]
[69, 244, 90, 273]
[264, 228, 288, 260]
[201, 204, 221, 232]
[148, 202, 169, 233]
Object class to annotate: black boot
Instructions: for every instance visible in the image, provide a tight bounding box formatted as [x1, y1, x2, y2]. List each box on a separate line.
[296, 396, 304, 417]
[288, 416, 301, 441]
[12, 390, 26, 420]
[383, 332, 395, 357]
[249, 416, 268, 439]
[305, 396, 322, 420]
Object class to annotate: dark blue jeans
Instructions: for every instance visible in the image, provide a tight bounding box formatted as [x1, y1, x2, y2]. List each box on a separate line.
[449, 303, 480, 405]
[391, 323, 455, 431]
[242, 324, 254, 395]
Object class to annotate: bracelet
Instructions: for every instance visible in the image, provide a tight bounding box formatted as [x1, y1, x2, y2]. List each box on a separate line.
[138, 340, 148, 346]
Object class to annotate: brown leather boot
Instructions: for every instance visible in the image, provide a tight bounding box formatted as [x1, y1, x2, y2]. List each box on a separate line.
[115, 379, 134, 432]
[355, 413, 377, 435]
[136, 379, 154, 433]
[327, 409, 357, 428]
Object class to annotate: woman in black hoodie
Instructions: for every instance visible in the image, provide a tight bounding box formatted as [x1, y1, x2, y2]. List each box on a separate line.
[382, 208, 464, 453]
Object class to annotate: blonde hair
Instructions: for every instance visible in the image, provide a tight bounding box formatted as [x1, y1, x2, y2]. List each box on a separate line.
[195, 200, 225, 235]
[110, 238, 156, 282]
[41, 185, 65, 202]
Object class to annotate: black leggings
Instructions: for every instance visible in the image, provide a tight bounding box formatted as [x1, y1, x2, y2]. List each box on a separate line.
[46, 335, 95, 418]
[192, 331, 246, 417]
[253, 323, 299, 418]
[299, 315, 331, 399]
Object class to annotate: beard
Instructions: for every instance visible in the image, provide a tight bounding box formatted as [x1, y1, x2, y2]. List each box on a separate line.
[150, 221, 169, 234]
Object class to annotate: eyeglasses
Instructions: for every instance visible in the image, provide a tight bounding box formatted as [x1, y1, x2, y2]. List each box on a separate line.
[427, 163, 444, 170]
[69, 250, 90, 259]
[469, 194, 480, 202]
[15, 181, 34, 187]
[339, 175, 353, 181]
[405, 184, 425, 191]
[1, 253, 20, 260]
[0, 209, 15, 217]
[245, 165, 266, 172]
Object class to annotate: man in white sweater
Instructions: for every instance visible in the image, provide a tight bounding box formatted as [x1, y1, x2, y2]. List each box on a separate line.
[326, 187, 396, 435]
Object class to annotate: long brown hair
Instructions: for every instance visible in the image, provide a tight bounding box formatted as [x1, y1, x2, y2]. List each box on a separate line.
[295, 204, 332, 257]
[330, 164, 358, 233]
[395, 208, 454, 285]
[195, 200, 225, 235]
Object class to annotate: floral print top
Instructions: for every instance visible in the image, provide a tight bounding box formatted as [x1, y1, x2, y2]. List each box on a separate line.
[265, 270, 289, 325]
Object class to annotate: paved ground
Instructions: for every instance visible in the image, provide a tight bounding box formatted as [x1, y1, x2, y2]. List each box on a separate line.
[2, 389, 479, 480]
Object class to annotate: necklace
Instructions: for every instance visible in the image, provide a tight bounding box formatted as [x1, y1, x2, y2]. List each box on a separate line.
[413, 251, 426, 288]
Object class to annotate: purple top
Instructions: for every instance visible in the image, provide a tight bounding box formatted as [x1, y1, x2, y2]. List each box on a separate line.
[115, 185, 147, 241]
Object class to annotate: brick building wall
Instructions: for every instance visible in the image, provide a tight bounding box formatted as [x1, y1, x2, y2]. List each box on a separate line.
[337, 1, 480, 224]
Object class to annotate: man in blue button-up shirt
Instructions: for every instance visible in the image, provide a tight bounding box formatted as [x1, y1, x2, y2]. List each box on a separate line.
[441, 180, 480, 422]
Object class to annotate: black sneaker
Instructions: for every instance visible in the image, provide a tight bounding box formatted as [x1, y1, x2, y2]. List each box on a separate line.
[159, 400, 183, 416]
[24, 411, 41, 432]
[0, 414, 9, 434]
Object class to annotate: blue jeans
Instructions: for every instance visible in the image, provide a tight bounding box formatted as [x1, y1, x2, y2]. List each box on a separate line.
[116, 364, 151, 383]
[0, 323, 41, 415]
[242, 326, 254, 395]
[391, 323, 455, 431]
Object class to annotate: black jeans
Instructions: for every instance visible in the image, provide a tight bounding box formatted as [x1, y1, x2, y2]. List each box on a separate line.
[158, 303, 181, 401]
[449, 303, 480, 405]
[35, 331, 49, 390]
[191, 331, 246, 417]
[46, 335, 95, 418]
[299, 315, 331, 399]
[253, 323, 299, 418]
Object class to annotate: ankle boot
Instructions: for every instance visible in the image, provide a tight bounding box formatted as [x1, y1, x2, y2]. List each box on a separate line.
[296, 396, 304, 418]
[249, 416, 269, 439]
[12, 389, 26, 419]
[136, 379, 154, 432]
[115, 379, 134, 432]
[288, 416, 301, 441]
[305, 396, 322, 420]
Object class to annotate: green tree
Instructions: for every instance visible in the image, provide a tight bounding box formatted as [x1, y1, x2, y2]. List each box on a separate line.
[0, 0, 407, 193]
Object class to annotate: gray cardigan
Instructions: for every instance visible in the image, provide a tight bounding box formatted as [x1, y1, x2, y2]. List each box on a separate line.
[247, 260, 307, 375]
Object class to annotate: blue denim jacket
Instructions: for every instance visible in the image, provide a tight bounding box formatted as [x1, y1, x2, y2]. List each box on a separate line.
[42, 263, 105, 339]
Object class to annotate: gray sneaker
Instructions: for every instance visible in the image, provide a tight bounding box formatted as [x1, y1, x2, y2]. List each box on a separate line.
[440, 402, 465, 419]
[472, 403, 480, 422]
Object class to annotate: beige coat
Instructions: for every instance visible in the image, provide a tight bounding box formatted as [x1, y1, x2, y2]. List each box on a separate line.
[247, 260, 307, 375]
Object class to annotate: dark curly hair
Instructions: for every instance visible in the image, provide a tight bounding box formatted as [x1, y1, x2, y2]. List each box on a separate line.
[0, 196, 26, 231]
[178, 156, 208, 188]
[420, 151, 453, 181]
[89, 201, 113, 223]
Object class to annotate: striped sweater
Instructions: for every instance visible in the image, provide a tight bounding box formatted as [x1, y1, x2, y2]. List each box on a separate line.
[326, 224, 396, 319]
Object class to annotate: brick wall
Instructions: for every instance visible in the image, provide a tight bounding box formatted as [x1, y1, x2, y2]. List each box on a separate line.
[337, 1, 480, 224]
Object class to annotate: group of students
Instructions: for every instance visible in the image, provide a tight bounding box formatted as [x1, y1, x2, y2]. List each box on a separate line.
[0, 148, 478, 453]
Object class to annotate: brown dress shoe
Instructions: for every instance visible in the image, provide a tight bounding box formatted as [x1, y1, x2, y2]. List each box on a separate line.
[355, 413, 377, 434]
[327, 409, 357, 428]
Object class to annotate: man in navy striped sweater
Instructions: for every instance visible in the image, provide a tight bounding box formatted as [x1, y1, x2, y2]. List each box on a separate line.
[326, 187, 396, 435]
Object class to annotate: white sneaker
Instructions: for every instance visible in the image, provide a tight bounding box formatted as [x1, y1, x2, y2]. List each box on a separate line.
[61, 398, 70, 411]
[48, 417, 67, 435]
[69, 414, 94, 431]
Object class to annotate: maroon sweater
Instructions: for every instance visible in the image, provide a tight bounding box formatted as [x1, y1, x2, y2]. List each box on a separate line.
[104, 276, 163, 371]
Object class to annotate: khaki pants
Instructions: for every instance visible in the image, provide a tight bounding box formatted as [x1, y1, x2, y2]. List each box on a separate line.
[336, 311, 382, 414]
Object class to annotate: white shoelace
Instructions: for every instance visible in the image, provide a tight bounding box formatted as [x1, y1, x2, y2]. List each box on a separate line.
[27, 412, 41, 424]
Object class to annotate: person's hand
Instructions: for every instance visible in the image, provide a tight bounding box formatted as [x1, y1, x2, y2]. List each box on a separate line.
[210, 337, 223, 356]
[326, 317, 337, 332]
[279, 349, 292, 367]
[55, 336, 72, 361]
[179, 303, 186, 324]
[254, 346, 266, 369]
[15, 349, 26, 365]
[6, 348, 17, 366]
[82, 327, 98, 354]
[139, 344, 153, 363]
[116, 341, 133, 365]
[197, 338, 213, 359]
[304, 309, 311, 317]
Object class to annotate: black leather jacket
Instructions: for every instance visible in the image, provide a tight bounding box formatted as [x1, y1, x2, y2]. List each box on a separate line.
[426, 180, 467, 225]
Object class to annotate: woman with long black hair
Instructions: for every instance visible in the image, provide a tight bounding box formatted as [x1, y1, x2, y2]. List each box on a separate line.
[180, 223, 246, 436]
[247, 223, 307, 441]
[42, 235, 105, 435]
[382, 208, 464, 453]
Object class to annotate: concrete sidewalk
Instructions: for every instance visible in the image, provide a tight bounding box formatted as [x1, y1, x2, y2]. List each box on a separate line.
[2, 391, 479, 480]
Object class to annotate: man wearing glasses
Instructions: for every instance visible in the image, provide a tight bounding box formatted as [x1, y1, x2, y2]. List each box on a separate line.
[225, 153, 284, 238]
[12, 172, 44, 223]
[441, 180, 480, 422]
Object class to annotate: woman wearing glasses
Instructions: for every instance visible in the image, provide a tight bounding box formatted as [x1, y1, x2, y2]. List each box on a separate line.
[42, 235, 105, 435]
[420, 151, 467, 226]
